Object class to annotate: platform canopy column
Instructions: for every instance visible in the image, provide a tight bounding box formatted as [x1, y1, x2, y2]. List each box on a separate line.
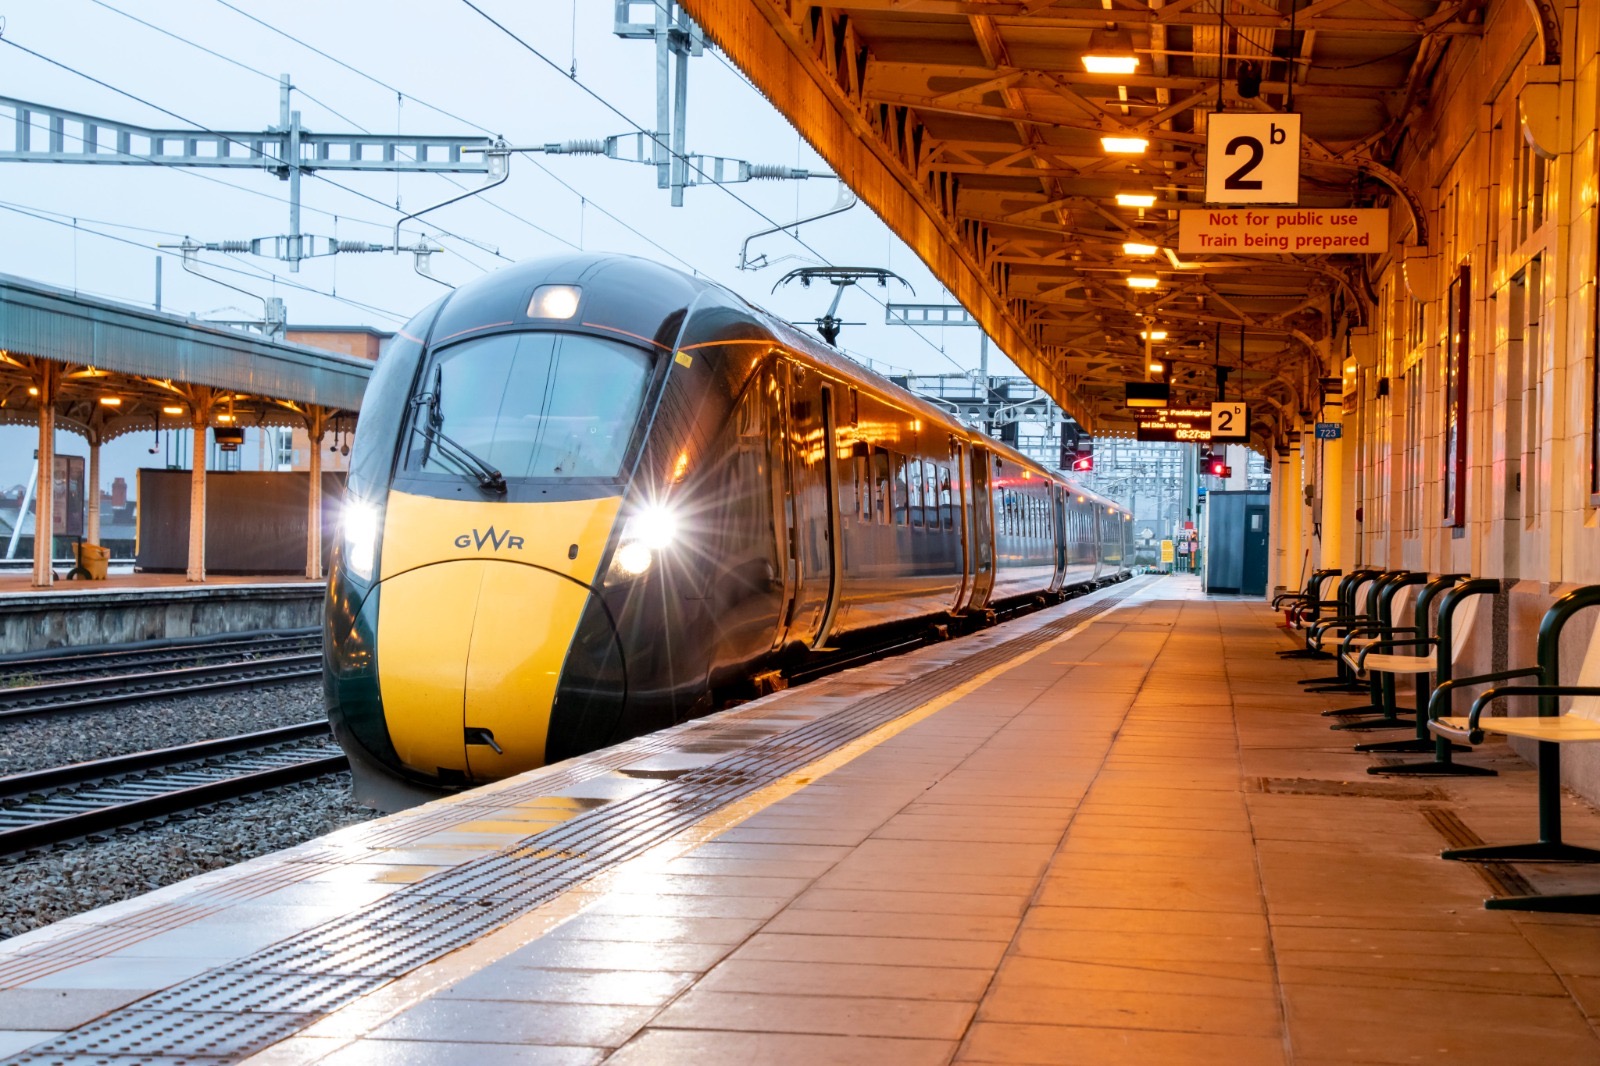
[183, 387, 220, 583]
[30, 363, 61, 588]
[300, 405, 333, 580]
[85, 421, 103, 548]
[1276, 441, 1303, 595]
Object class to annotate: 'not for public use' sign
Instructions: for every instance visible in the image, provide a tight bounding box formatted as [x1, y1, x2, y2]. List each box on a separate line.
[1178, 208, 1387, 255]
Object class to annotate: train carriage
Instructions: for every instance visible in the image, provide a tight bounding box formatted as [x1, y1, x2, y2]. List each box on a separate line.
[325, 254, 1130, 807]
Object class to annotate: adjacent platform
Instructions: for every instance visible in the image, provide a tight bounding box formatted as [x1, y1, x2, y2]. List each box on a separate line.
[2, 575, 1599, 1064]
[0, 574, 323, 655]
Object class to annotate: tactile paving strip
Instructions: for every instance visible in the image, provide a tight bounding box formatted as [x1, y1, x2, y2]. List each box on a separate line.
[5, 579, 1145, 1064]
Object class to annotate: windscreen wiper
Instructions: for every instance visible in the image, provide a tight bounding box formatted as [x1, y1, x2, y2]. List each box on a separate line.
[413, 367, 507, 495]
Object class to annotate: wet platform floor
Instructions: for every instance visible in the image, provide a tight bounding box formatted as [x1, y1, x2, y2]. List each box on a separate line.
[2, 575, 1599, 1064]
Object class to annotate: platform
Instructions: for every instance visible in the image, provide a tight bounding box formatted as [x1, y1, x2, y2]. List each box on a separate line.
[0, 574, 324, 655]
[2, 575, 1599, 1064]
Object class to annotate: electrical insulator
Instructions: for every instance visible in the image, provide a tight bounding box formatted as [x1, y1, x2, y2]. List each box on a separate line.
[544, 140, 607, 156]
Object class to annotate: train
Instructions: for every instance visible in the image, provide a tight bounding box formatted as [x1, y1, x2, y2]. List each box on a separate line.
[324, 253, 1133, 808]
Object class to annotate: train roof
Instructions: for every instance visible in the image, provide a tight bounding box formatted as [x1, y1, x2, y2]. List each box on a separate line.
[420, 254, 1128, 512]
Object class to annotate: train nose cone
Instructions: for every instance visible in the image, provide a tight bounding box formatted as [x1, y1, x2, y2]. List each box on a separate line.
[375, 559, 601, 782]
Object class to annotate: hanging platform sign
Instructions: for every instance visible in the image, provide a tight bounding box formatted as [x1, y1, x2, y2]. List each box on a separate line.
[1210, 402, 1249, 442]
[1205, 112, 1301, 204]
[1314, 422, 1343, 440]
[1136, 407, 1213, 443]
[1178, 208, 1387, 255]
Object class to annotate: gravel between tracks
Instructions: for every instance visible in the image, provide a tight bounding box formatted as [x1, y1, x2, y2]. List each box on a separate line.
[0, 775, 376, 940]
[0, 679, 325, 776]
[0, 679, 379, 940]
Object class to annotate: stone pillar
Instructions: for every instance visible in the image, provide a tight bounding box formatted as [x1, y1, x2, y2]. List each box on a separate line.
[86, 434, 101, 547]
[188, 411, 208, 583]
[1320, 430, 1348, 572]
[1279, 444, 1303, 593]
[32, 383, 55, 589]
[305, 409, 328, 580]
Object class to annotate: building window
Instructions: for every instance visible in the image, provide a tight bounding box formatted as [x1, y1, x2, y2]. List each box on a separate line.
[1441, 265, 1469, 527]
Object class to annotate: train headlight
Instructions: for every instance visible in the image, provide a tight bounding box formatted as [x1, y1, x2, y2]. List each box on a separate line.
[613, 542, 653, 576]
[607, 504, 677, 581]
[342, 497, 381, 582]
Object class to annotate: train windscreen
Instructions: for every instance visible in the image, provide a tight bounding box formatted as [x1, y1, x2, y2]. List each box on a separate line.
[411, 331, 652, 480]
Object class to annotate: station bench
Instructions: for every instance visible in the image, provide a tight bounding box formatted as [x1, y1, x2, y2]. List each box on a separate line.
[1327, 571, 1434, 730]
[1429, 585, 1600, 912]
[1296, 569, 1384, 689]
[1274, 567, 1341, 659]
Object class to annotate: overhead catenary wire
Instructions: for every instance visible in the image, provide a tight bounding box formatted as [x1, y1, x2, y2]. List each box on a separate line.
[201, 0, 701, 269]
[85, 0, 370, 133]
[3, 109, 499, 277]
[200, 0, 580, 253]
[0, 200, 409, 322]
[454, 0, 1010, 398]
[0, 34, 514, 271]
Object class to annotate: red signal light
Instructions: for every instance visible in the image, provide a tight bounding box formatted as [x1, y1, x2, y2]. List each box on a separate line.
[1209, 459, 1227, 477]
[1072, 455, 1094, 472]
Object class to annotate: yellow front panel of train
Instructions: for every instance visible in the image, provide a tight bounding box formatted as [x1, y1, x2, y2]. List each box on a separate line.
[375, 489, 620, 781]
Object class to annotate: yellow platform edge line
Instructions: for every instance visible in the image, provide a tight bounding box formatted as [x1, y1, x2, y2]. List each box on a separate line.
[240, 590, 1134, 1066]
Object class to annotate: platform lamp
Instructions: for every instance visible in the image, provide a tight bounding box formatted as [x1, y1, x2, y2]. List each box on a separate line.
[1082, 26, 1138, 74]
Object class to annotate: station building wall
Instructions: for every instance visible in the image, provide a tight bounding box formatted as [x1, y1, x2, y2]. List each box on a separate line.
[1274, 0, 1600, 802]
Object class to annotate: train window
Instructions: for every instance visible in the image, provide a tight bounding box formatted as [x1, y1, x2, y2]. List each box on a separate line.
[915, 457, 928, 528]
[893, 453, 909, 526]
[872, 449, 892, 525]
[410, 331, 651, 480]
[853, 455, 870, 521]
[922, 461, 936, 526]
[940, 466, 954, 530]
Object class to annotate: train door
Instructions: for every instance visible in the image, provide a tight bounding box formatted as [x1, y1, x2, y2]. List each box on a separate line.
[765, 362, 799, 652]
[782, 370, 838, 650]
[812, 385, 845, 647]
[950, 438, 972, 612]
[1050, 485, 1067, 593]
[966, 446, 996, 608]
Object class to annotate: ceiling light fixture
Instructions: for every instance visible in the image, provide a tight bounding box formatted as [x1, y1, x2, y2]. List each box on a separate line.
[1115, 193, 1156, 208]
[1123, 242, 1158, 256]
[1100, 136, 1148, 154]
[1126, 276, 1160, 290]
[1082, 26, 1138, 74]
[1140, 329, 1168, 341]
[98, 396, 122, 406]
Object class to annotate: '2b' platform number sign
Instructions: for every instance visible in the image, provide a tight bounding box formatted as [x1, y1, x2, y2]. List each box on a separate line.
[1211, 401, 1249, 443]
[1205, 113, 1301, 205]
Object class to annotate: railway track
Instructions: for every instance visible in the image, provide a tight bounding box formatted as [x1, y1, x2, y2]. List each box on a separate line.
[0, 628, 320, 684]
[0, 654, 322, 720]
[0, 722, 347, 856]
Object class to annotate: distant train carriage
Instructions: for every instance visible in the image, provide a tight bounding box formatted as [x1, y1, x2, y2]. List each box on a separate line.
[324, 254, 1131, 807]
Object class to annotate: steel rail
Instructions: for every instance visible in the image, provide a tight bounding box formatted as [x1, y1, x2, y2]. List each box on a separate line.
[0, 627, 319, 665]
[0, 721, 331, 797]
[0, 732, 347, 857]
[0, 634, 321, 682]
[0, 654, 322, 720]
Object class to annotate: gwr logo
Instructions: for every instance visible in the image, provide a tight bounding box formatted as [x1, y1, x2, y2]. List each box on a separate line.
[454, 527, 525, 551]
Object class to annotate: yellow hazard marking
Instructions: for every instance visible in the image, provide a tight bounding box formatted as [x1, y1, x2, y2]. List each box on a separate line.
[249, 587, 1133, 1066]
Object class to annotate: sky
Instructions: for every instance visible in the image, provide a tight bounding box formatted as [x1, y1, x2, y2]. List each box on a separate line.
[0, 0, 1024, 503]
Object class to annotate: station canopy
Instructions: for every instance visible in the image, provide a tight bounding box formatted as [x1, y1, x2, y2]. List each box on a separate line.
[0, 273, 371, 445]
[683, 0, 1484, 446]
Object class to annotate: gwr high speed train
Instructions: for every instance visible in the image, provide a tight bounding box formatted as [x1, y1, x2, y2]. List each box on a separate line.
[325, 254, 1132, 806]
